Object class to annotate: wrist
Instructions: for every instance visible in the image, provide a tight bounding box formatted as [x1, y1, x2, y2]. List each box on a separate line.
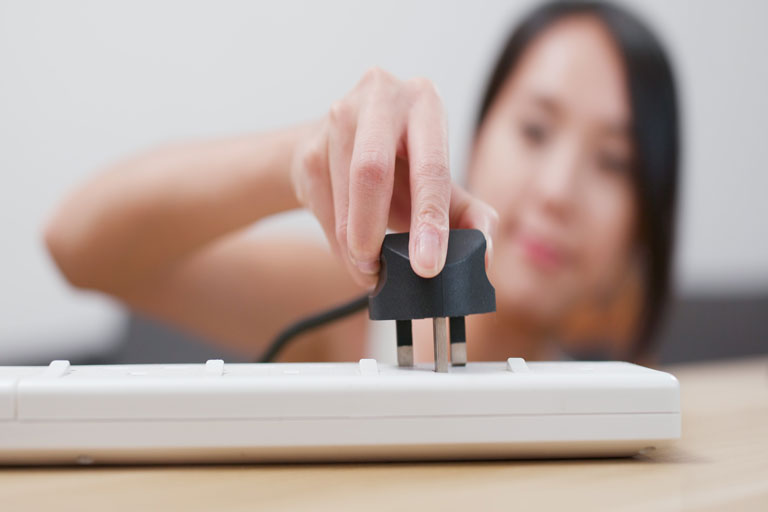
[245, 122, 317, 217]
[285, 119, 324, 210]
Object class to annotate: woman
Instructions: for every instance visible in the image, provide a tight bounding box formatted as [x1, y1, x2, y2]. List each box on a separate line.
[44, 1, 679, 364]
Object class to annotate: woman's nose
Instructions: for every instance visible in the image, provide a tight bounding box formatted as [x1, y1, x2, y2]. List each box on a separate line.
[534, 142, 581, 216]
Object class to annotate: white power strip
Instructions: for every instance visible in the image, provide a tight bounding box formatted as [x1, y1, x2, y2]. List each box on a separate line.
[0, 358, 680, 464]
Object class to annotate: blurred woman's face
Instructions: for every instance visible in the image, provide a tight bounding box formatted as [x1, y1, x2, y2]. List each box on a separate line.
[469, 15, 636, 323]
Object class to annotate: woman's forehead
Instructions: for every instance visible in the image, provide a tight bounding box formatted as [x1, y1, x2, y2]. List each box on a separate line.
[506, 15, 631, 126]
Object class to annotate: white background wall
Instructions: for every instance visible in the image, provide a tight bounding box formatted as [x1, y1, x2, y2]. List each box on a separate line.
[1, 0, 766, 361]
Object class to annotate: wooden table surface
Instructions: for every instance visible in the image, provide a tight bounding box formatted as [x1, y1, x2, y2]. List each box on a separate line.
[1, 357, 766, 511]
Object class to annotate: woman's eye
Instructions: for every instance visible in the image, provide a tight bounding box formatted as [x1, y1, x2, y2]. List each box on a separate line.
[520, 121, 549, 146]
[596, 150, 631, 175]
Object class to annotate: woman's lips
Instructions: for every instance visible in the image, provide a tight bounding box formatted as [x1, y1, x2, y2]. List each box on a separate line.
[516, 232, 568, 271]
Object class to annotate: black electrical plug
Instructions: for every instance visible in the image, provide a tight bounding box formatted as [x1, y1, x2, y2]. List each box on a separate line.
[368, 229, 496, 372]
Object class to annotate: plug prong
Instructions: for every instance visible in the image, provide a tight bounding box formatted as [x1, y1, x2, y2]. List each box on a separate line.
[433, 317, 449, 373]
[396, 319, 413, 367]
[449, 316, 467, 366]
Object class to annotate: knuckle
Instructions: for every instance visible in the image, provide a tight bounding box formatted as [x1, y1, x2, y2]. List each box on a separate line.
[414, 156, 450, 181]
[363, 66, 384, 82]
[353, 150, 391, 190]
[413, 167, 450, 229]
[300, 142, 326, 180]
[407, 76, 440, 100]
[416, 200, 449, 229]
[361, 66, 393, 86]
[328, 99, 353, 127]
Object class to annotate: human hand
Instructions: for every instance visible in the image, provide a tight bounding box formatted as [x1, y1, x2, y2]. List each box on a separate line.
[291, 68, 498, 288]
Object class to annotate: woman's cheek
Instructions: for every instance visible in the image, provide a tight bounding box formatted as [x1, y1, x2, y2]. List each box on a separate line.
[476, 130, 533, 214]
[581, 181, 636, 291]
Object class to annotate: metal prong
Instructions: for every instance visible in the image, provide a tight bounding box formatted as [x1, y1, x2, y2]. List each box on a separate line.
[433, 317, 449, 373]
[450, 342, 467, 366]
[397, 345, 413, 367]
[396, 319, 413, 367]
[449, 316, 467, 366]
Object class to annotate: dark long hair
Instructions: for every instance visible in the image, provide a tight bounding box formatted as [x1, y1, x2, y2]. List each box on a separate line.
[476, 1, 680, 358]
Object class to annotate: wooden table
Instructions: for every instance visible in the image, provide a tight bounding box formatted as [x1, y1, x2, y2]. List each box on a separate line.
[1, 357, 766, 511]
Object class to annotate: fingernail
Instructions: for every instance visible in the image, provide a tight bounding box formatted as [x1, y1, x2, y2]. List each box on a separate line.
[485, 233, 494, 269]
[350, 253, 380, 275]
[416, 226, 441, 274]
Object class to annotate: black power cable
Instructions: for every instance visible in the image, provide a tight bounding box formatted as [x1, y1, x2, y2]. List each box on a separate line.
[257, 293, 370, 362]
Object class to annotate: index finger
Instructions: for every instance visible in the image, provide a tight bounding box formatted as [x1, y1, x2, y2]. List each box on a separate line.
[406, 80, 451, 278]
[347, 100, 398, 283]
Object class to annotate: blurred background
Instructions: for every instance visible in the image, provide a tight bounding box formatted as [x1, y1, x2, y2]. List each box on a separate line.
[1, 0, 766, 365]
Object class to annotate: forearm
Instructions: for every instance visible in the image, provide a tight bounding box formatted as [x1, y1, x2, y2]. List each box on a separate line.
[45, 124, 308, 292]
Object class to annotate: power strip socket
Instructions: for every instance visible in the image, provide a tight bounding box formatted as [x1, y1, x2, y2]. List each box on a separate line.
[0, 358, 680, 464]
